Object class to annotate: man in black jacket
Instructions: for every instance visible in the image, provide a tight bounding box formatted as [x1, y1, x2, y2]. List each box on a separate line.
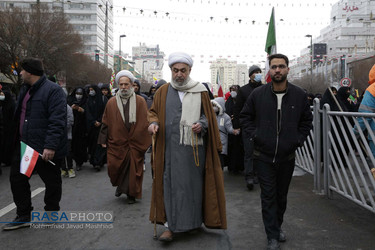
[233, 65, 262, 190]
[240, 54, 313, 250]
[3, 58, 67, 231]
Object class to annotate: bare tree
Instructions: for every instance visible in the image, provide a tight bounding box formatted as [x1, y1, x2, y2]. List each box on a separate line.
[65, 54, 112, 93]
[349, 57, 375, 94]
[0, 5, 82, 93]
[292, 72, 330, 95]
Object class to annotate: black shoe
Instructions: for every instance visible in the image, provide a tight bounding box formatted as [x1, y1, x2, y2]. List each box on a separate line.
[127, 196, 136, 204]
[246, 179, 254, 190]
[3, 215, 31, 231]
[94, 165, 101, 172]
[253, 176, 259, 184]
[76, 165, 82, 171]
[115, 190, 122, 197]
[267, 239, 280, 250]
[278, 229, 286, 242]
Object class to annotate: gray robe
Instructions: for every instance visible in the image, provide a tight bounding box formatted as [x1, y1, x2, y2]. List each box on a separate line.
[163, 85, 208, 232]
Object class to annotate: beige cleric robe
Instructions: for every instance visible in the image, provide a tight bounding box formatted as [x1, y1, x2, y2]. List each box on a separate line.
[98, 95, 151, 199]
[148, 83, 227, 229]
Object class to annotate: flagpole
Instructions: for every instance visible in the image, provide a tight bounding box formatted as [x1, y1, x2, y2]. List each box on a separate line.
[38, 154, 56, 166]
[264, 7, 277, 83]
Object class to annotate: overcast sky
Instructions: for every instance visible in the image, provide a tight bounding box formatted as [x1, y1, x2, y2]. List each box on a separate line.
[112, 0, 339, 82]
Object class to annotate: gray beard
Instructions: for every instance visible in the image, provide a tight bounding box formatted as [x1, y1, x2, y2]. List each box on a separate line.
[171, 76, 190, 87]
[120, 88, 134, 99]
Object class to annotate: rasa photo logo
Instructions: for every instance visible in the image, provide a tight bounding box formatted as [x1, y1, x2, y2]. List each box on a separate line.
[31, 211, 114, 229]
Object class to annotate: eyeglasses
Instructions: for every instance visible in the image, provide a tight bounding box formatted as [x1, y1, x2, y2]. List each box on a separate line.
[270, 64, 287, 70]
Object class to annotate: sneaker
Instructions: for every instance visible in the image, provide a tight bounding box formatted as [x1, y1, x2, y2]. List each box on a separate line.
[267, 239, 280, 250]
[279, 229, 286, 242]
[61, 170, 68, 177]
[3, 215, 31, 231]
[68, 169, 76, 178]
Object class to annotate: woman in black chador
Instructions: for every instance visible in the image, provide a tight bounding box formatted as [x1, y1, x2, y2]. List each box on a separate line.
[0, 85, 16, 174]
[85, 85, 107, 171]
[67, 87, 88, 171]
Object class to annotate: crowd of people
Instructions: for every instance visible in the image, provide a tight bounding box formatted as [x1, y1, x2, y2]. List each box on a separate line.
[1, 54, 374, 250]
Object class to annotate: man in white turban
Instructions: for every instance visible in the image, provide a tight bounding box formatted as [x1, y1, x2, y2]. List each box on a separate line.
[148, 52, 227, 241]
[98, 70, 151, 204]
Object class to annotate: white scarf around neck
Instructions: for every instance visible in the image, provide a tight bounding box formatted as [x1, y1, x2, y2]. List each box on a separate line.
[115, 89, 136, 124]
[170, 77, 207, 146]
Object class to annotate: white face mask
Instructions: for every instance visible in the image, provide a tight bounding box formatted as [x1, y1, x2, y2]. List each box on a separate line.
[230, 91, 237, 98]
[89, 90, 96, 96]
[0, 95, 5, 101]
[75, 94, 82, 101]
[213, 106, 219, 113]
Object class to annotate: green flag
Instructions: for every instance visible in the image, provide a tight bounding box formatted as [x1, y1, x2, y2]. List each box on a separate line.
[265, 7, 276, 55]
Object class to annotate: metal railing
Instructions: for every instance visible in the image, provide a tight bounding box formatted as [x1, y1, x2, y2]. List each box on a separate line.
[295, 98, 375, 213]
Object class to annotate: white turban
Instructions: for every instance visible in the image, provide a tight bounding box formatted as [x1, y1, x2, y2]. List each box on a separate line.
[168, 52, 193, 68]
[115, 70, 135, 85]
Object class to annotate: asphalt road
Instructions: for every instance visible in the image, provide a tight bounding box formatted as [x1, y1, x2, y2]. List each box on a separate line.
[1, 152, 375, 250]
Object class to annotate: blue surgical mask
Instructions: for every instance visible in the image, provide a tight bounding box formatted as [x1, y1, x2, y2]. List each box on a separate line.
[254, 73, 262, 83]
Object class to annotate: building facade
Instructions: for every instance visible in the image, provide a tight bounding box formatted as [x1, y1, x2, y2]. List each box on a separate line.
[132, 43, 165, 84]
[210, 59, 249, 95]
[290, 0, 375, 82]
[0, 0, 114, 68]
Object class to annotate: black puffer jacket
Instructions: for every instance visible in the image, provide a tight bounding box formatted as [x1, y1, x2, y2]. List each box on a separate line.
[14, 75, 67, 159]
[240, 82, 313, 164]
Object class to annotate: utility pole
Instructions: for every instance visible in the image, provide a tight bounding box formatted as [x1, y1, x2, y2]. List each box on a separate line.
[104, 1, 109, 67]
[305, 34, 313, 88]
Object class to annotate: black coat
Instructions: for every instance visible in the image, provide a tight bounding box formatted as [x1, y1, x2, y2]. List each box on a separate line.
[0, 90, 16, 165]
[240, 82, 313, 164]
[232, 80, 262, 128]
[14, 75, 67, 159]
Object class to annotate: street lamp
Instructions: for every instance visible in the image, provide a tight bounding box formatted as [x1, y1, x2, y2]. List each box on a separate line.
[305, 34, 313, 88]
[142, 60, 147, 79]
[118, 34, 126, 72]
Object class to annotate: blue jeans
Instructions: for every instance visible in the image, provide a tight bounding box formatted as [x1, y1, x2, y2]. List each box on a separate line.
[255, 158, 295, 240]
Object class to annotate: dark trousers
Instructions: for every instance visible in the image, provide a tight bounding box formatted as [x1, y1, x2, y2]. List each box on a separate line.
[62, 139, 73, 170]
[88, 127, 106, 166]
[219, 153, 225, 170]
[242, 134, 254, 181]
[255, 158, 295, 240]
[10, 149, 62, 217]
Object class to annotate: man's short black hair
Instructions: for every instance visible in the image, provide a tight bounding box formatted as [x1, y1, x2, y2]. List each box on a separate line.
[268, 53, 289, 67]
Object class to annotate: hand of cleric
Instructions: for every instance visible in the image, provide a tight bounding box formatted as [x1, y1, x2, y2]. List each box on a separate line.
[192, 123, 202, 134]
[148, 123, 159, 135]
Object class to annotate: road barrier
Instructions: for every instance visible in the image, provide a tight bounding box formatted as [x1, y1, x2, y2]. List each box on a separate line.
[295, 98, 375, 213]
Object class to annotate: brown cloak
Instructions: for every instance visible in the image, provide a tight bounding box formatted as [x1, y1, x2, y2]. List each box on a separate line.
[148, 83, 227, 229]
[99, 95, 151, 199]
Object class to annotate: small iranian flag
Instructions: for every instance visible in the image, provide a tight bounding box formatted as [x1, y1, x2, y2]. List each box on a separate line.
[20, 141, 39, 177]
[217, 71, 223, 97]
[265, 7, 277, 83]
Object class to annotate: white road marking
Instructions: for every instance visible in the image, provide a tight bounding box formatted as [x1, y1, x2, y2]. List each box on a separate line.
[0, 187, 45, 218]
